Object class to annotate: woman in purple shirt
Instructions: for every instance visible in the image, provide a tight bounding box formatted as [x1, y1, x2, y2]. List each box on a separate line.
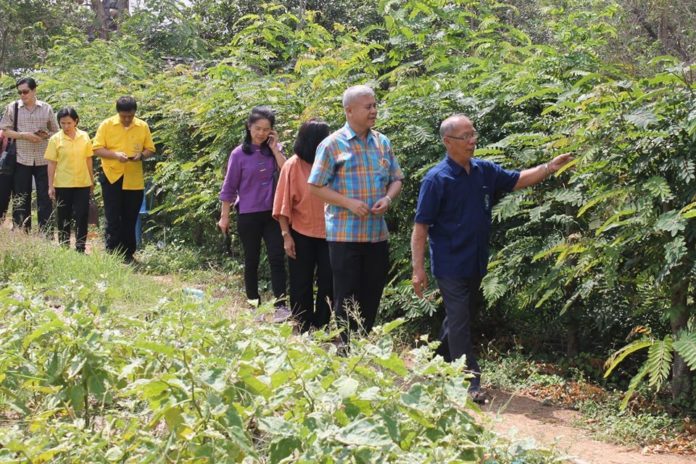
[218, 107, 288, 312]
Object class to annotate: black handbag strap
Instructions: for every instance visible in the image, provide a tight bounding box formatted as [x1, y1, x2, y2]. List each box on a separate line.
[12, 101, 18, 133]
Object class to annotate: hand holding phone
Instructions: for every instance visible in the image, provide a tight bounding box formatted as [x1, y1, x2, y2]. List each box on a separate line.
[267, 130, 278, 147]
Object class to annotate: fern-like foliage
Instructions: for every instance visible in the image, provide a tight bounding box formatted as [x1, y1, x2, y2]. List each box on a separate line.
[645, 336, 673, 388]
[621, 364, 650, 410]
[604, 337, 653, 379]
[673, 331, 696, 371]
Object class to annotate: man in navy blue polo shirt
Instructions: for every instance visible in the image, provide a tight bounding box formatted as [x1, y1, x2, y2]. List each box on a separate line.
[411, 114, 572, 402]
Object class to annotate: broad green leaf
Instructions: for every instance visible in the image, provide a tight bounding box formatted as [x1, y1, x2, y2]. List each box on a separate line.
[335, 418, 392, 447]
[134, 340, 176, 357]
[334, 376, 359, 398]
[22, 318, 65, 350]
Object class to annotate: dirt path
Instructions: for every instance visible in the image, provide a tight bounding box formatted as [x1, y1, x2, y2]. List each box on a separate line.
[481, 389, 695, 464]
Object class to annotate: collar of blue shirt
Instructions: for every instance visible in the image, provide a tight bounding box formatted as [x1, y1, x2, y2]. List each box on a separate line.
[445, 154, 481, 176]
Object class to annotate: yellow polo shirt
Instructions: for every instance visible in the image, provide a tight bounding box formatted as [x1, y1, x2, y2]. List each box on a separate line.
[93, 115, 155, 190]
[44, 129, 93, 188]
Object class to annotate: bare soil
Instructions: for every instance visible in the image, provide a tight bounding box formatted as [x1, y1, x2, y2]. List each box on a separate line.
[481, 389, 696, 464]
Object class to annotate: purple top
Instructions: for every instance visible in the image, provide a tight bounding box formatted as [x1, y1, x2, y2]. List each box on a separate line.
[219, 144, 279, 214]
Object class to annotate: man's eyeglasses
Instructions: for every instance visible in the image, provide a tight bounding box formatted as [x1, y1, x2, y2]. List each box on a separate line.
[17, 89, 32, 95]
[446, 131, 478, 141]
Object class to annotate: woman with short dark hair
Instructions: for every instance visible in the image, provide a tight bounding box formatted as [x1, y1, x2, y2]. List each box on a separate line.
[218, 106, 288, 315]
[44, 107, 94, 252]
[273, 119, 333, 331]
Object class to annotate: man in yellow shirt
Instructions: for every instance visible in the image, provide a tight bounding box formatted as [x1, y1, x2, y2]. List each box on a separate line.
[93, 96, 155, 263]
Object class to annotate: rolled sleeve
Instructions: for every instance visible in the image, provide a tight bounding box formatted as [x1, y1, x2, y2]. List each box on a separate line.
[272, 160, 293, 222]
[414, 177, 441, 225]
[84, 138, 94, 158]
[308, 140, 335, 187]
[44, 136, 58, 161]
[92, 121, 107, 150]
[493, 164, 520, 194]
[143, 125, 155, 152]
[47, 105, 59, 134]
[219, 151, 240, 203]
[383, 136, 404, 183]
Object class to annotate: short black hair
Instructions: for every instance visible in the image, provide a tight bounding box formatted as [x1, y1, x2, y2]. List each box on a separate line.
[116, 96, 137, 112]
[16, 77, 37, 90]
[293, 119, 330, 164]
[56, 107, 79, 123]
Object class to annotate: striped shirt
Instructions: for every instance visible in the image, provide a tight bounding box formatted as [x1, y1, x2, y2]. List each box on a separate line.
[308, 123, 404, 243]
[0, 100, 59, 166]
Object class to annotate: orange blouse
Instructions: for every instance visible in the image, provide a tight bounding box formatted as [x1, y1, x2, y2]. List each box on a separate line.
[273, 155, 327, 239]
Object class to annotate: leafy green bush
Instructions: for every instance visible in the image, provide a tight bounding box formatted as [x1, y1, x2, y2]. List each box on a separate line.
[0, 268, 559, 462]
[6, 0, 693, 408]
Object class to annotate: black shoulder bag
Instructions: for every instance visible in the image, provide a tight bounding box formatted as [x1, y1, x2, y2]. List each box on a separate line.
[0, 101, 19, 176]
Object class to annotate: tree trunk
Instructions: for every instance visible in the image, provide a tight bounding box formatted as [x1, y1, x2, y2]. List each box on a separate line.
[90, 0, 111, 39]
[0, 29, 9, 74]
[115, 0, 130, 18]
[670, 277, 692, 401]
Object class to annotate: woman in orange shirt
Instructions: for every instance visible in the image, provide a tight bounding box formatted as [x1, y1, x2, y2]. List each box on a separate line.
[273, 120, 332, 332]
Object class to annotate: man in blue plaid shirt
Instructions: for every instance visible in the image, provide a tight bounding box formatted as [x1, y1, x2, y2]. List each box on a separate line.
[309, 85, 404, 344]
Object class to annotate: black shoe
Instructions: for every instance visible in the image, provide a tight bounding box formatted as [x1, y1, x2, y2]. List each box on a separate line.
[469, 389, 488, 405]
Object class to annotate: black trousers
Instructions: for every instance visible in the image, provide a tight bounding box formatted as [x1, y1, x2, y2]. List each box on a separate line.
[100, 173, 143, 261]
[237, 210, 287, 305]
[436, 276, 483, 390]
[328, 240, 389, 342]
[13, 163, 52, 232]
[0, 173, 12, 221]
[288, 229, 333, 332]
[55, 187, 90, 252]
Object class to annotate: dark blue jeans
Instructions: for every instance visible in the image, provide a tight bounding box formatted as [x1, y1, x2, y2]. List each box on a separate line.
[436, 276, 483, 390]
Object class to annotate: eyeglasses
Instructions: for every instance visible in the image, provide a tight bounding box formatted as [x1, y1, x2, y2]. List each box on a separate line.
[446, 130, 478, 141]
[17, 89, 32, 95]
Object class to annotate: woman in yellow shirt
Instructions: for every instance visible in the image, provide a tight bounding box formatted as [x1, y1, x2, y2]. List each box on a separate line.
[44, 107, 94, 252]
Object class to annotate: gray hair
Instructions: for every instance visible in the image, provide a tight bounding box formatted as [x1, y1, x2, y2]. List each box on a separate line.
[439, 114, 471, 139]
[342, 85, 375, 108]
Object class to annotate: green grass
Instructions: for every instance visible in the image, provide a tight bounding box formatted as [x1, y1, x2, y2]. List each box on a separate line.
[0, 229, 167, 313]
[480, 351, 565, 392]
[576, 393, 681, 446]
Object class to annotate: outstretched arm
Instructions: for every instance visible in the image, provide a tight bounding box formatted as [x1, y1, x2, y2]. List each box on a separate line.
[514, 153, 573, 190]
